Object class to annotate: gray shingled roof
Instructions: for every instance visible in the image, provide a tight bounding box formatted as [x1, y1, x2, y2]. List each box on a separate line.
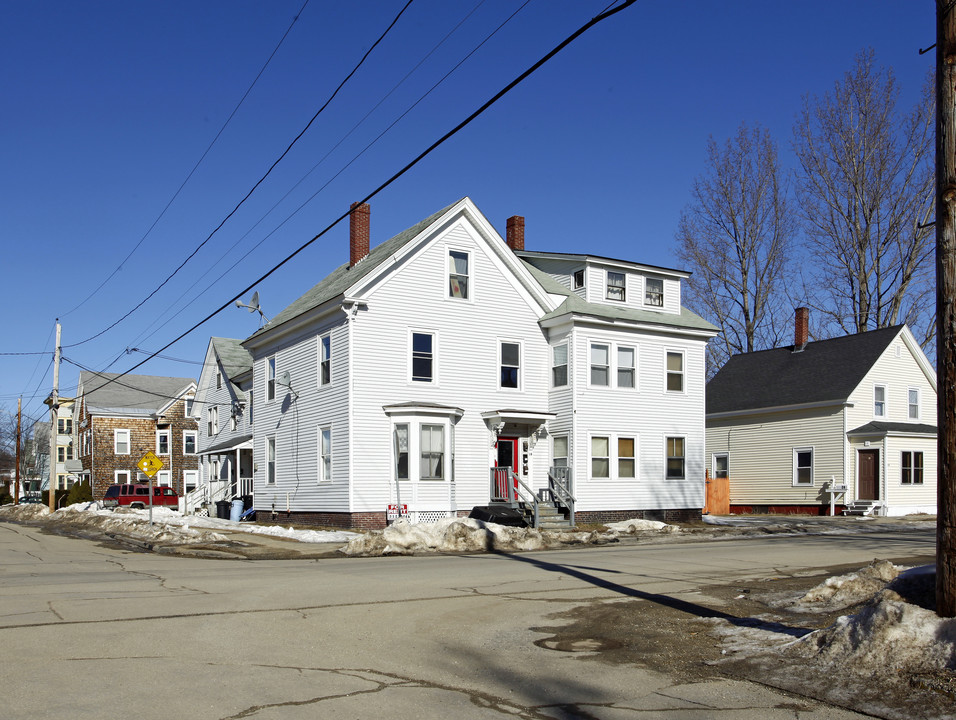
[847, 421, 938, 436]
[79, 371, 196, 415]
[706, 325, 903, 415]
[245, 201, 461, 343]
[210, 337, 253, 379]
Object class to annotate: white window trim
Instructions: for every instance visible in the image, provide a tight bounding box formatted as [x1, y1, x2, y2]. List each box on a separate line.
[114, 470, 131, 485]
[266, 355, 277, 403]
[114, 429, 130, 455]
[873, 384, 887, 419]
[572, 268, 585, 290]
[907, 387, 920, 421]
[644, 276, 664, 307]
[665, 435, 686, 480]
[266, 436, 276, 485]
[183, 470, 199, 492]
[617, 344, 637, 391]
[665, 349, 686, 394]
[318, 425, 332, 483]
[420, 424, 446, 481]
[617, 435, 637, 479]
[409, 329, 438, 385]
[901, 450, 925, 485]
[793, 446, 814, 487]
[588, 342, 611, 389]
[552, 343, 569, 388]
[498, 338, 523, 391]
[712, 452, 729, 479]
[589, 433, 611, 480]
[384, 411, 459, 483]
[587, 432, 639, 481]
[183, 430, 197, 455]
[552, 434, 569, 468]
[156, 429, 170, 456]
[156, 470, 172, 487]
[446, 246, 474, 303]
[317, 333, 332, 388]
[605, 270, 627, 302]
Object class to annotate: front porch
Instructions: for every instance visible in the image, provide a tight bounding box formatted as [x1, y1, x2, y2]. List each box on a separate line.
[189, 435, 254, 516]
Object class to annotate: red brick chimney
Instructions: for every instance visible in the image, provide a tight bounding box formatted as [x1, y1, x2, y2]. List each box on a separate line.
[794, 307, 809, 351]
[506, 215, 525, 251]
[350, 202, 370, 267]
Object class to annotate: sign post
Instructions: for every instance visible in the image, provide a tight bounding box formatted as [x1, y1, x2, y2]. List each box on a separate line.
[137, 451, 164, 527]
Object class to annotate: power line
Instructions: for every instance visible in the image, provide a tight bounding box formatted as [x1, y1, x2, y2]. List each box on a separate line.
[120, 0, 529, 349]
[83, 0, 638, 397]
[64, 0, 414, 350]
[59, 0, 313, 319]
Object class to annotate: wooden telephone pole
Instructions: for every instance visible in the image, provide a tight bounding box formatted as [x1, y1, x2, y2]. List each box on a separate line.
[48, 321, 61, 514]
[15, 397, 21, 504]
[937, 0, 956, 618]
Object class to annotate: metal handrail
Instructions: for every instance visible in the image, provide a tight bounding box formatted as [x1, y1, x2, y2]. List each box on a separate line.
[489, 467, 540, 528]
[548, 467, 575, 527]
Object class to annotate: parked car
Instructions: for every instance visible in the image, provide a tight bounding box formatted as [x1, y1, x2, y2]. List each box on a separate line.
[102, 484, 179, 510]
[17, 496, 45, 505]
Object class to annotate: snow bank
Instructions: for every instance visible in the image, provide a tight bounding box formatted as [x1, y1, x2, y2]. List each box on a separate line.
[341, 517, 550, 556]
[605, 518, 678, 534]
[770, 558, 904, 613]
[0, 502, 358, 545]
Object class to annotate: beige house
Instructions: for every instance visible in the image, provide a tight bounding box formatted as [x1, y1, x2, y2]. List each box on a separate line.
[705, 310, 937, 517]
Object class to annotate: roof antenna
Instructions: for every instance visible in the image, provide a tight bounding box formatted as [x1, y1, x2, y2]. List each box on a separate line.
[235, 291, 269, 326]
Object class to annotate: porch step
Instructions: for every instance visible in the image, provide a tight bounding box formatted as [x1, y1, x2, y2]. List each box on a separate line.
[526, 501, 574, 530]
[843, 500, 882, 516]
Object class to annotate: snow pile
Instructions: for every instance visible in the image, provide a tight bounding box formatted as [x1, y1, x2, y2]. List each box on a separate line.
[605, 518, 678, 535]
[770, 558, 904, 613]
[0, 502, 358, 545]
[341, 517, 549, 556]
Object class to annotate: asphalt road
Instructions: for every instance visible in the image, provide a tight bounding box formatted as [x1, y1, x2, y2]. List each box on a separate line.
[0, 520, 935, 719]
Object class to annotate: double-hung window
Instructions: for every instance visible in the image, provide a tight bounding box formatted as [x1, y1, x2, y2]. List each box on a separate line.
[617, 347, 635, 388]
[552, 436, 568, 469]
[318, 334, 331, 386]
[645, 277, 663, 307]
[590, 343, 610, 386]
[420, 425, 444, 480]
[394, 424, 409, 480]
[266, 436, 276, 484]
[267, 356, 276, 402]
[606, 271, 626, 301]
[713, 453, 729, 479]
[207, 406, 218, 436]
[666, 351, 684, 392]
[318, 427, 332, 483]
[156, 429, 170, 455]
[57, 418, 72, 435]
[552, 344, 568, 387]
[448, 250, 469, 299]
[874, 385, 886, 418]
[183, 430, 197, 455]
[793, 447, 813, 486]
[666, 437, 685, 479]
[572, 269, 585, 290]
[618, 437, 636, 478]
[591, 436, 610, 478]
[908, 388, 920, 420]
[115, 470, 130, 484]
[114, 429, 130, 455]
[902, 451, 924, 484]
[500, 341, 520, 389]
[411, 332, 434, 382]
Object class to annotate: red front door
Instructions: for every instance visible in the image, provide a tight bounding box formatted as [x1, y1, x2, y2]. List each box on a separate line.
[494, 437, 519, 501]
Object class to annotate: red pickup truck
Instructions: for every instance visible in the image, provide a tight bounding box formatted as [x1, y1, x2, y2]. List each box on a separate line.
[102, 484, 179, 510]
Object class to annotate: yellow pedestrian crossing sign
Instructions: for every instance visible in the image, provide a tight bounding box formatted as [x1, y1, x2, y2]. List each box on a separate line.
[137, 451, 164, 478]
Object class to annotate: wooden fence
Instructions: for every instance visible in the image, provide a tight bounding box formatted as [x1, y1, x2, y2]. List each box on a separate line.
[704, 470, 729, 515]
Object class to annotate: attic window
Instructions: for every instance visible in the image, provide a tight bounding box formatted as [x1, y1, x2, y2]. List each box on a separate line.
[645, 278, 663, 307]
[448, 250, 469, 299]
[606, 271, 626, 302]
[572, 269, 585, 289]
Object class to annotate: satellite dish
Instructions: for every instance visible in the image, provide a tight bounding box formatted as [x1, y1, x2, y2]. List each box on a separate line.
[278, 370, 292, 387]
[234, 291, 269, 324]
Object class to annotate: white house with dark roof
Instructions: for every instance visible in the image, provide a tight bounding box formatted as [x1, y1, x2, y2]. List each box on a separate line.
[705, 309, 937, 516]
[191, 337, 255, 514]
[239, 197, 718, 529]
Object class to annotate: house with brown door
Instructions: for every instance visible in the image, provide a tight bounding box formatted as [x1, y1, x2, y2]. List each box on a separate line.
[705, 309, 937, 516]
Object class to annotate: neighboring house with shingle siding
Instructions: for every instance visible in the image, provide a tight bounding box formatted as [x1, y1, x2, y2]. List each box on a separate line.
[74, 372, 199, 500]
[239, 197, 718, 529]
[190, 337, 254, 513]
[705, 310, 937, 516]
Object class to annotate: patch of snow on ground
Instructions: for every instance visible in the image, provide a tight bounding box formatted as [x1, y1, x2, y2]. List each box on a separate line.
[0, 502, 358, 545]
[342, 517, 550, 556]
[769, 558, 904, 613]
[604, 518, 677, 534]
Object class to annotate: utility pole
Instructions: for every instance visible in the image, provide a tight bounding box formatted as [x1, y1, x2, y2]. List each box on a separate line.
[48, 321, 61, 514]
[937, 0, 956, 618]
[15, 397, 21, 504]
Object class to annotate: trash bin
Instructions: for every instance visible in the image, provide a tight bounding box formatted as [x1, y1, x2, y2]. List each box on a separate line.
[216, 500, 231, 519]
[230, 499, 244, 522]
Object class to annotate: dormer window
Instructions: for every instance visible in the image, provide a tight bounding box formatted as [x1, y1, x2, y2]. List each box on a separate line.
[448, 250, 469, 299]
[606, 271, 626, 302]
[645, 278, 663, 307]
[572, 269, 585, 289]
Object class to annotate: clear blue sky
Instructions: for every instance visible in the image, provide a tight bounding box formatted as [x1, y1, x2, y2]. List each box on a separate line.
[0, 0, 933, 425]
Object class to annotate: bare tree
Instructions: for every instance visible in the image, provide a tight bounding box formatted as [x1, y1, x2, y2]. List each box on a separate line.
[676, 122, 797, 373]
[793, 49, 935, 348]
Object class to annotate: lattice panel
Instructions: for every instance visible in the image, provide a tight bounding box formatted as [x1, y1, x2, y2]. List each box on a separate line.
[415, 510, 451, 524]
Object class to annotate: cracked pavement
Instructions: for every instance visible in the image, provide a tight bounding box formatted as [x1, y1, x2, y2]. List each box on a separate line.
[0, 520, 935, 719]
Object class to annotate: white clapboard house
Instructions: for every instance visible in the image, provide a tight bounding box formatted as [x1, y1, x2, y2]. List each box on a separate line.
[238, 197, 717, 529]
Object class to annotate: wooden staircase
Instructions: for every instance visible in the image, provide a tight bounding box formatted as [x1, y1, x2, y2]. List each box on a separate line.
[527, 494, 573, 530]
